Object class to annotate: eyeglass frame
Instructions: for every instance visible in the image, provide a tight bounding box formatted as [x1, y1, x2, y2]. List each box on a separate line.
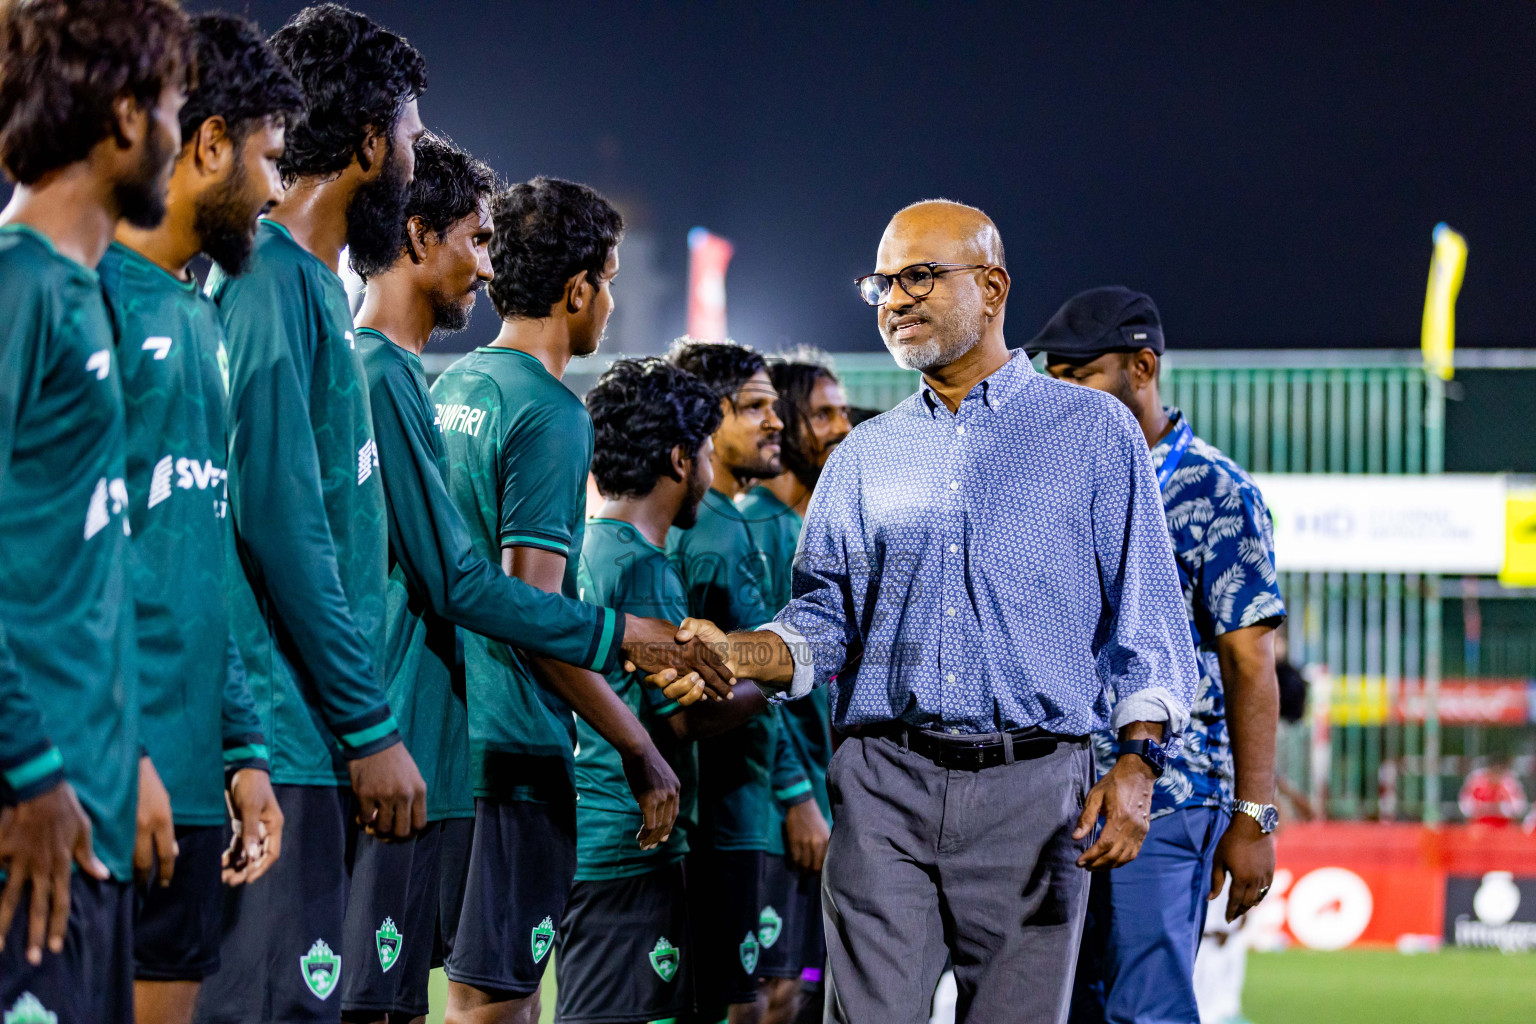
[854, 262, 995, 307]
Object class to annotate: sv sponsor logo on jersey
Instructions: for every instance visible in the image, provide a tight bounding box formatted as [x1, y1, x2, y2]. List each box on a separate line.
[435, 402, 487, 437]
[357, 439, 379, 485]
[141, 335, 172, 360]
[148, 455, 229, 516]
[83, 477, 130, 540]
[84, 349, 111, 380]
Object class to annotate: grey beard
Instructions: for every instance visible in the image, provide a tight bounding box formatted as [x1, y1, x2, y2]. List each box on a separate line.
[885, 324, 982, 372]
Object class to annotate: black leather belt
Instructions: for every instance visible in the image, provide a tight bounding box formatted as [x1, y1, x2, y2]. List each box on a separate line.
[865, 723, 1086, 771]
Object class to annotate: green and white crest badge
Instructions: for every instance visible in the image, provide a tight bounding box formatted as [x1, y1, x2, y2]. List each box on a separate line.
[649, 936, 680, 982]
[531, 916, 555, 964]
[4, 993, 57, 1024]
[758, 905, 783, 948]
[376, 917, 402, 973]
[739, 931, 760, 974]
[300, 938, 341, 1000]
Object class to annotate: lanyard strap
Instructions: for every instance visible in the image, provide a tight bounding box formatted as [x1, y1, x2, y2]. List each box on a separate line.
[1155, 419, 1195, 491]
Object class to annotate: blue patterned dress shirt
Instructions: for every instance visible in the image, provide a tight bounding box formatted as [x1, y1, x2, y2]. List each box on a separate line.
[1091, 407, 1287, 817]
[764, 350, 1198, 737]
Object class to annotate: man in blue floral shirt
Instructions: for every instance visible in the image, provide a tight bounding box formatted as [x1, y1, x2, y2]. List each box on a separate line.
[1038, 288, 1286, 1024]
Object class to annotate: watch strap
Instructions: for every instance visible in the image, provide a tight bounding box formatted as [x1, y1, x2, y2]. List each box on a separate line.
[1234, 799, 1278, 834]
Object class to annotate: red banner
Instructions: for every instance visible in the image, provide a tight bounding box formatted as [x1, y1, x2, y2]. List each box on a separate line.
[687, 227, 733, 341]
[1395, 678, 1534, 725]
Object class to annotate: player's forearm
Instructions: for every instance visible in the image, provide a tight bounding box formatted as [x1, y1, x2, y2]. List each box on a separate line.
[724, 629, 796, 687]
[1217, 629, 1280, 804]
[219, 632, 269, 775]
[529, 655, 651, 758]
[671, 682, 767, 741]
[0, 643, 64, 800]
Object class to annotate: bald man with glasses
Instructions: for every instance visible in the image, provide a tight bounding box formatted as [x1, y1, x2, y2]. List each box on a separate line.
[654, 199, 1199, 1023]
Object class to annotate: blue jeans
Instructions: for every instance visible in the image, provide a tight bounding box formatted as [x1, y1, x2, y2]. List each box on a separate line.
[1069, 804, 1230, 1024]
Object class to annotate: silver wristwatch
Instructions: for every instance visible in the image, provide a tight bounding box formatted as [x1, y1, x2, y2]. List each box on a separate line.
[1234, 800, 1279, 834]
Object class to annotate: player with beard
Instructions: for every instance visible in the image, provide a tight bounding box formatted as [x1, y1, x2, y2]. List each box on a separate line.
[344, 139, 721, 1024]
[193, 7, 430, 1024]
[97, 15, 301, 1024]
[557, 358, 771, 1024]
[432, 178, 698, 1024]
[739, 355, 850, 1024]
[665, 339, 813, 1024]
[0, 1, 191, 1020]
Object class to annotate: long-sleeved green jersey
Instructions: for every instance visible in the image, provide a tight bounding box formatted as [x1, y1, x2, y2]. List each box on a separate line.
[210, 220, 398, 786]
[431, 347, 619, 804]
[0, 224, 138, 880]
[100, 242, 267, 824]
[360, 328, 625, 820]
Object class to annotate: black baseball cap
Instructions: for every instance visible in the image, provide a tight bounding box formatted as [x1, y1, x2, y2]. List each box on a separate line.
[1025, 286, 1164, 359]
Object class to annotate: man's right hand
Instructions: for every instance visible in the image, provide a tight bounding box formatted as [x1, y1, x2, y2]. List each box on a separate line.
[347, 742, 427, 840]
[622, 615, 735, 701]
[0, 782, 108, 964]
[621, 743, 680, 852]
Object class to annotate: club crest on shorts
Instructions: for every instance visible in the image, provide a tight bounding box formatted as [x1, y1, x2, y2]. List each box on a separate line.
[300, 938, 341, 1000]
[4, 993, 57, 1024]
[376, 917, 402, 973]
[739, 930, 760, 974]
[649, 936, 680, 982]
[531, 915, 555, 964]
[758, 904, 783, 948]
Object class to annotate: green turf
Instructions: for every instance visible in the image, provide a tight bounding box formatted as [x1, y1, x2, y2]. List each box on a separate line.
[424, 949, 1536, 1024]
[1244, 949, 1536, 1024]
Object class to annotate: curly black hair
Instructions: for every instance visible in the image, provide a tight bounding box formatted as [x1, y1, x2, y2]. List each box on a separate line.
[178, 13, 301, 149]
[769, 351, 840, 488]
[487, 176, 623, 321]
[0, 0, 194, 185]
[666, 338, 767, 407]
[267, 3, 426, 184]
[401, 131, 498, 246]
[587, 358, 723, 499]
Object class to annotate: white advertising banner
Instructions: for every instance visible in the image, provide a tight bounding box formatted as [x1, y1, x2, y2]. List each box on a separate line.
[1251, 474, 1506, 574]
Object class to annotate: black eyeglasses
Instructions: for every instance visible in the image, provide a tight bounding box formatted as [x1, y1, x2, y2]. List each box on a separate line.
[854, 263, 991, 307]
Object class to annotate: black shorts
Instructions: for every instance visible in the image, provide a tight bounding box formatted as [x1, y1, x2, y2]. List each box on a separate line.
[756, 854, 826, 980]
[135, 824, 225, 981]
[0, 875, 133, 1024]
[554, 862, 692, 1024]
[684, 847, 764, 1010]
[192, 785, 349, 1024]
[339, 816, 474, 1018]
[443, 797, 576, 999]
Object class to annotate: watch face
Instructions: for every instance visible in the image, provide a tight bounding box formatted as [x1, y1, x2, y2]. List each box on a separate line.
[1260, 805, 1280, 833]
[1144, 739, 1167, 770]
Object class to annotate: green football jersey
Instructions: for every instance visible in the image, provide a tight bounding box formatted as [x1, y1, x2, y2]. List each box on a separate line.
[431, 347, 616, 803]
[0, 224, 138, 880]
[667, 488, 797, 852]
[210, 220, 398, 787]
[573, 519, 697, 880]
[738, 486, 832, 852]
[361, 329, 622, 820]
[99, 242, 267, 825]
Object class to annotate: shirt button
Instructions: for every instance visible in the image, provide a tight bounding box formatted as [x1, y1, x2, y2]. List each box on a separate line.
[948, 544, 958, 553]
[949, 481, 959, 490]
[957, 425, 966, 435]
[946, 607, 956, 617]
[946, 673, 956, 683]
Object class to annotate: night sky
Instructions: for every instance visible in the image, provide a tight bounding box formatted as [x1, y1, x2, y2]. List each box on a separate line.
[123, 3, 1536, 352]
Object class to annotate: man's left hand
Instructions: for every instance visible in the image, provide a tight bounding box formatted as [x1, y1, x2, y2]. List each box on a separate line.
[224, 768, 284, 886]
[134, 756, 177, 888]
[783, 799, 830, 873]
[1073, 755, 1155, 870]
[1208, 812, 1275, 921]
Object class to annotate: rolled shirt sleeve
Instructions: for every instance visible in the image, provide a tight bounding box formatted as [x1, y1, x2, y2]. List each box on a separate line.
[1091, 401, 1198, 737]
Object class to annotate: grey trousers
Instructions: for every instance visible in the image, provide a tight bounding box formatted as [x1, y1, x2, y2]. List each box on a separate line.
[822, 732, 1093, 1024]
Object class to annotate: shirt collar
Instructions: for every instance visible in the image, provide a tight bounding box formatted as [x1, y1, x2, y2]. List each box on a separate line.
[919, 348, 1033, 417]
[1149, 405, 1186, 467]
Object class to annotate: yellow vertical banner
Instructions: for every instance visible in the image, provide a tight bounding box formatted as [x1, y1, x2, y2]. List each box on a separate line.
[1422, 223, 1466, 381]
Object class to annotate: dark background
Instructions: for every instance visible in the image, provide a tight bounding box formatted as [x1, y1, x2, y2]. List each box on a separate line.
[27, 2, 1536, 354]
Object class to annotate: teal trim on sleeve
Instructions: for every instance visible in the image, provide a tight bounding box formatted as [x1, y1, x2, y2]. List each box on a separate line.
[653, 699, 682, 718]
[4, 745, 63, 791]
[222, 744, 270, 765]
[590, 608, 617, 672]
[774, 779, 813, 802]
[500, 532, 570, 555]
[341, 715, 399, 750]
